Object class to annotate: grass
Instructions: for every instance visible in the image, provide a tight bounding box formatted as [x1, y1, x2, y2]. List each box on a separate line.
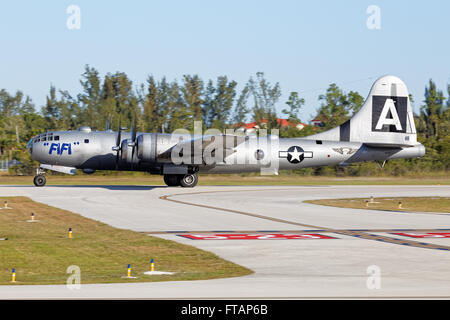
[1, 173, 449, 186]
[0, 196, 252, 285]
[305, 197, 450, 213]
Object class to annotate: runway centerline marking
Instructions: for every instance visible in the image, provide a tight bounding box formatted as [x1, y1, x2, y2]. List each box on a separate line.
[159, 188, 450, 251]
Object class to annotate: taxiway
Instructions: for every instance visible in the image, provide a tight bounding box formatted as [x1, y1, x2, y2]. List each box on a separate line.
[0, 184, 449, 298]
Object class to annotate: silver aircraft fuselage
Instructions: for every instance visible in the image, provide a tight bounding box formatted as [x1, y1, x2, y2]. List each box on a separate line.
[27, 128, 425, 175]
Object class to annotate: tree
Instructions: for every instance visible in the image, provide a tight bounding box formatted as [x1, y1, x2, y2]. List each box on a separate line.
[203, 76, 237, 130]
[101, 71, 138, 130]
[420, 79, 445, 138]
[167, 81, 191, 132]
[232, 85, 250, 125]
[78, 65, 102, 129]
[282, 92, 304, 122]
[315, 84, 363, 130]
[181, 75, 204, 130]
[247, 72, 281, 130]
[141, 76, 172, 132]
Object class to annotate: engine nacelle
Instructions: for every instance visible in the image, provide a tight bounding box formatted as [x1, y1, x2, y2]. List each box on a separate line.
[120, 139, 134, 163]
[136, 133, 178, 163]
[136, 133, 157, 162]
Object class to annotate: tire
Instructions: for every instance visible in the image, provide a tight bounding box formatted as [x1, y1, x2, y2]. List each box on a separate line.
[179, 173, 198, 188]
[163, 174, 180, 187]
[33, 175, 46, 187]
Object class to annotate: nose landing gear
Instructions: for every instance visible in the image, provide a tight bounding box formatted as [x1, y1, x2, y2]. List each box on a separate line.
[33, 168, 47, 187]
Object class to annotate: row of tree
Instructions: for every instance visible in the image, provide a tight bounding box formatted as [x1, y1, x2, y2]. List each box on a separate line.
[42, 67, 304, 133]
[0, 65, 448, 175]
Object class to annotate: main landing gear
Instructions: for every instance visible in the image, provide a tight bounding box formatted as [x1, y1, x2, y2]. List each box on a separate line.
[33, 168, 46, 187]
[163, 173, 198, 188]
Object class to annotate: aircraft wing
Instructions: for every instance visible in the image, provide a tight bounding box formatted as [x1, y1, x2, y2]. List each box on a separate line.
[158, 134, 248, 165]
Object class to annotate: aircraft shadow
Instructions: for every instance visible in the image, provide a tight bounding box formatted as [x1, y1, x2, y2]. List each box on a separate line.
[45, 185, 167, 191]
[0, 185, 168, 191]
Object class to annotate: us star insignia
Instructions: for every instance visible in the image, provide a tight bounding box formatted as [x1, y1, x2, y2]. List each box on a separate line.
[279, 146, 313, 164]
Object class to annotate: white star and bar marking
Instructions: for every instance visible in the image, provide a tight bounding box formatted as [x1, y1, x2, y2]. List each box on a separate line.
[279, 146, 313, 164]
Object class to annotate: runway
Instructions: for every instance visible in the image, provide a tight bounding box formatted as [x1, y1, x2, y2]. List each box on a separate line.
[0, 184, 449, 299]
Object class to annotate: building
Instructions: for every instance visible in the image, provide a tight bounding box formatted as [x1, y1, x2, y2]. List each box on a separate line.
[234, 118, 308, 134]
[311, 118, 324, 127]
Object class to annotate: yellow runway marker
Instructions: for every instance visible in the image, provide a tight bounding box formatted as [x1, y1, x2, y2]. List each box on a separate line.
[123, 264, 137, 279]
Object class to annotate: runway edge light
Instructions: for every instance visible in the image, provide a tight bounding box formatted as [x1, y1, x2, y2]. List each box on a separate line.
[68, 228, 72, 239]
[127, 264, 131, 278]
[11, 268, 16, 283]
[151, 259, 155, 272]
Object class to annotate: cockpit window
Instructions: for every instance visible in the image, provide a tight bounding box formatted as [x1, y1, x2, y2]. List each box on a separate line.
[54, 136, 59, 141]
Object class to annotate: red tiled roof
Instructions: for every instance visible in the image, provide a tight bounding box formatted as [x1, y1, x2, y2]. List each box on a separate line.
[235, 118, 308, 129]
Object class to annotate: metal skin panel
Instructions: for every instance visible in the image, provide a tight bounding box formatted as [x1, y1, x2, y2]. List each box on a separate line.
[27, 76, 426, 179]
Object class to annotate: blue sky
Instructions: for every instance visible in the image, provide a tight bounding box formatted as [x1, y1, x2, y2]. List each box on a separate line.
[0, 0, 448, 121]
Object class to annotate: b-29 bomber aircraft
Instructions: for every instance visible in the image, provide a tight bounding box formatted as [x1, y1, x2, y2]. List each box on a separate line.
[26, 75, 425, 187]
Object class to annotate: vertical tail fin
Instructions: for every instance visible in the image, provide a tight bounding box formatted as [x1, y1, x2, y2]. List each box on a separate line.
[306, 75, 418, 147]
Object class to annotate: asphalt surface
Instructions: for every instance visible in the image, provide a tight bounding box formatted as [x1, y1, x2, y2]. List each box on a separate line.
[0, 184, 449, 299]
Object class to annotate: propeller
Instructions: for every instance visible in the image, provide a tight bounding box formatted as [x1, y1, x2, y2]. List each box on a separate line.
[128, 118, 138, 169]
[112, 118, 126, 170]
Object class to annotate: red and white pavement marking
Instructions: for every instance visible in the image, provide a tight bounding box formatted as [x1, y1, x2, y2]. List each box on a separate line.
[178, 233, 335, 240]
[393, 232, 450, 238]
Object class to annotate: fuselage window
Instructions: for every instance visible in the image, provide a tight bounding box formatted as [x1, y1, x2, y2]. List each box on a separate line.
[84, 139, 89, 144]
[54, 136, 60, 141]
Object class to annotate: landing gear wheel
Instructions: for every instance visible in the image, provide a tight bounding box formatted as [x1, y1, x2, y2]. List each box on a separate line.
[179, 173, 198, 188]
[33, 175, 46, 187]
[163, 174, 180, 187]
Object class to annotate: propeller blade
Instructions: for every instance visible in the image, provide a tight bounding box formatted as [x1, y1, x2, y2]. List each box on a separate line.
[130, 119, 138, 170]
[132, 118, 137, 143]
[115, 118, 122, 170]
